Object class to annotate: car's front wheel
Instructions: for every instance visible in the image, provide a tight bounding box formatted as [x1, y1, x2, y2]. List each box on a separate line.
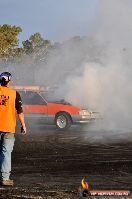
[55, 112, 72, 130]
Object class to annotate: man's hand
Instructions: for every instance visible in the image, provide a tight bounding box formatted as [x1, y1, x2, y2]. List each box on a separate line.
[21, 126, 27, 135]
[18, 112, 27, 135]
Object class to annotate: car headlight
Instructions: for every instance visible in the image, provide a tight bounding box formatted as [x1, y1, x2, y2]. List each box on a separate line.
[79, 109, 92, 116]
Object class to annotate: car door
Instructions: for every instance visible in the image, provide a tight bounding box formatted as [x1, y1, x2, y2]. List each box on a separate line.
[19, 90, 48, 124]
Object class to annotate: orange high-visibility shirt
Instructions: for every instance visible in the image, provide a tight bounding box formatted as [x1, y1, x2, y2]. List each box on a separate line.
[0, 86, 16, 133]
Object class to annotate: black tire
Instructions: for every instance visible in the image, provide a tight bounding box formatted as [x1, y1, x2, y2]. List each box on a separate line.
[55, 112, 72, 130]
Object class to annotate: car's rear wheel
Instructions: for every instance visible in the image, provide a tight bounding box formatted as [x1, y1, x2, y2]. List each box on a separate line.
[55, 112, 72, 130]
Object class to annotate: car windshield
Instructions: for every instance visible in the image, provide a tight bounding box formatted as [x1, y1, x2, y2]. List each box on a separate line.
[41, 91, 60, 102]
[41, 91, 71, 105]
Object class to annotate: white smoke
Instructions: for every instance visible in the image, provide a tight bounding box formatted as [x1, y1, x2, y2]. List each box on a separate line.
[65, 61, 132, 129]
[62, 0, 132, 130]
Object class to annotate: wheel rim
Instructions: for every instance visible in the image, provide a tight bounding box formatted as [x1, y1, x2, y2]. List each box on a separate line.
[56, 115, 67, 129]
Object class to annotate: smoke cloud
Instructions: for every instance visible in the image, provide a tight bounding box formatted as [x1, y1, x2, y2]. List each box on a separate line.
[33, 0, 132, 130]
[1, 0, 132, 132]
[56, 0, 132, 130]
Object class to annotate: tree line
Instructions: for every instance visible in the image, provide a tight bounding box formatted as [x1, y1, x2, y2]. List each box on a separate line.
[0, 24, 52, 64]
[0, 24, 103, 86]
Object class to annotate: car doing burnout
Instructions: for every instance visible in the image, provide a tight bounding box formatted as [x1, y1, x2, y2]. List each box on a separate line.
[13, 86, 99, 130]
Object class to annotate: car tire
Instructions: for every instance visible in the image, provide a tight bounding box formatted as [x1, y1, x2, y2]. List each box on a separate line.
[55, 112, 72, 130]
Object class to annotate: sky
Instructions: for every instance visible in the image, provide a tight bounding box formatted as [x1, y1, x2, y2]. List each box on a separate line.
[0, 0, 98, 44]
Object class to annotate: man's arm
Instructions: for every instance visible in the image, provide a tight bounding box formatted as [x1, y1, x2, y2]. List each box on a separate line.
[15, 91, 26, 134]
[17, 112, 26, 134]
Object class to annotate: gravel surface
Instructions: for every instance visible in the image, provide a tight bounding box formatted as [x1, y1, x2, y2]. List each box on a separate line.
[0, 126, 132, 198]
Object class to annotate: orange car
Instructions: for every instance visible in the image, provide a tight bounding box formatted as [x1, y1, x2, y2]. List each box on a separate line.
[14, 86, 99, 130]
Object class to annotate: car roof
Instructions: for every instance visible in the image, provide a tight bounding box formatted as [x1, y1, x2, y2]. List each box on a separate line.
[12, 86, 45, 92]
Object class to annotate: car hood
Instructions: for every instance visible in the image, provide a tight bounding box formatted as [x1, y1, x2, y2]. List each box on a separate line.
[48, 99, 71, 105]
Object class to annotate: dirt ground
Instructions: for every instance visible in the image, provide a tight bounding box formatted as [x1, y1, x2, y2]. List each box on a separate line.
[0, 125, 132, 198]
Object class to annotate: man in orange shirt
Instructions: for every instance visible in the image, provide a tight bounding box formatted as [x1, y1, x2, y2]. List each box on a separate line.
[0, 72, 26, 186]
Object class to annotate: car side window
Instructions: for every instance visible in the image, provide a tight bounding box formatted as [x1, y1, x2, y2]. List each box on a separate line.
[19, 91, 47, 105]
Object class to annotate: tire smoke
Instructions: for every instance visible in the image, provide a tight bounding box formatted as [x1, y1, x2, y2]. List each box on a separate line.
[62, 0, 132, 130]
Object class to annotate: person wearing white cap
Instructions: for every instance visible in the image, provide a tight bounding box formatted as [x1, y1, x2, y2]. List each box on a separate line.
[0, 72, 26, 186]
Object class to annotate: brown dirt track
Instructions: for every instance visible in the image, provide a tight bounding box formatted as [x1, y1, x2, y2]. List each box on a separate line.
[0, 125, 132, 198]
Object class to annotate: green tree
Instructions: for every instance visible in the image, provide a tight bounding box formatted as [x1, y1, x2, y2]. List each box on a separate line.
[0, 24, 22, 58]
[22, 32, 51, 63]
[22, 32, 51, 54]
